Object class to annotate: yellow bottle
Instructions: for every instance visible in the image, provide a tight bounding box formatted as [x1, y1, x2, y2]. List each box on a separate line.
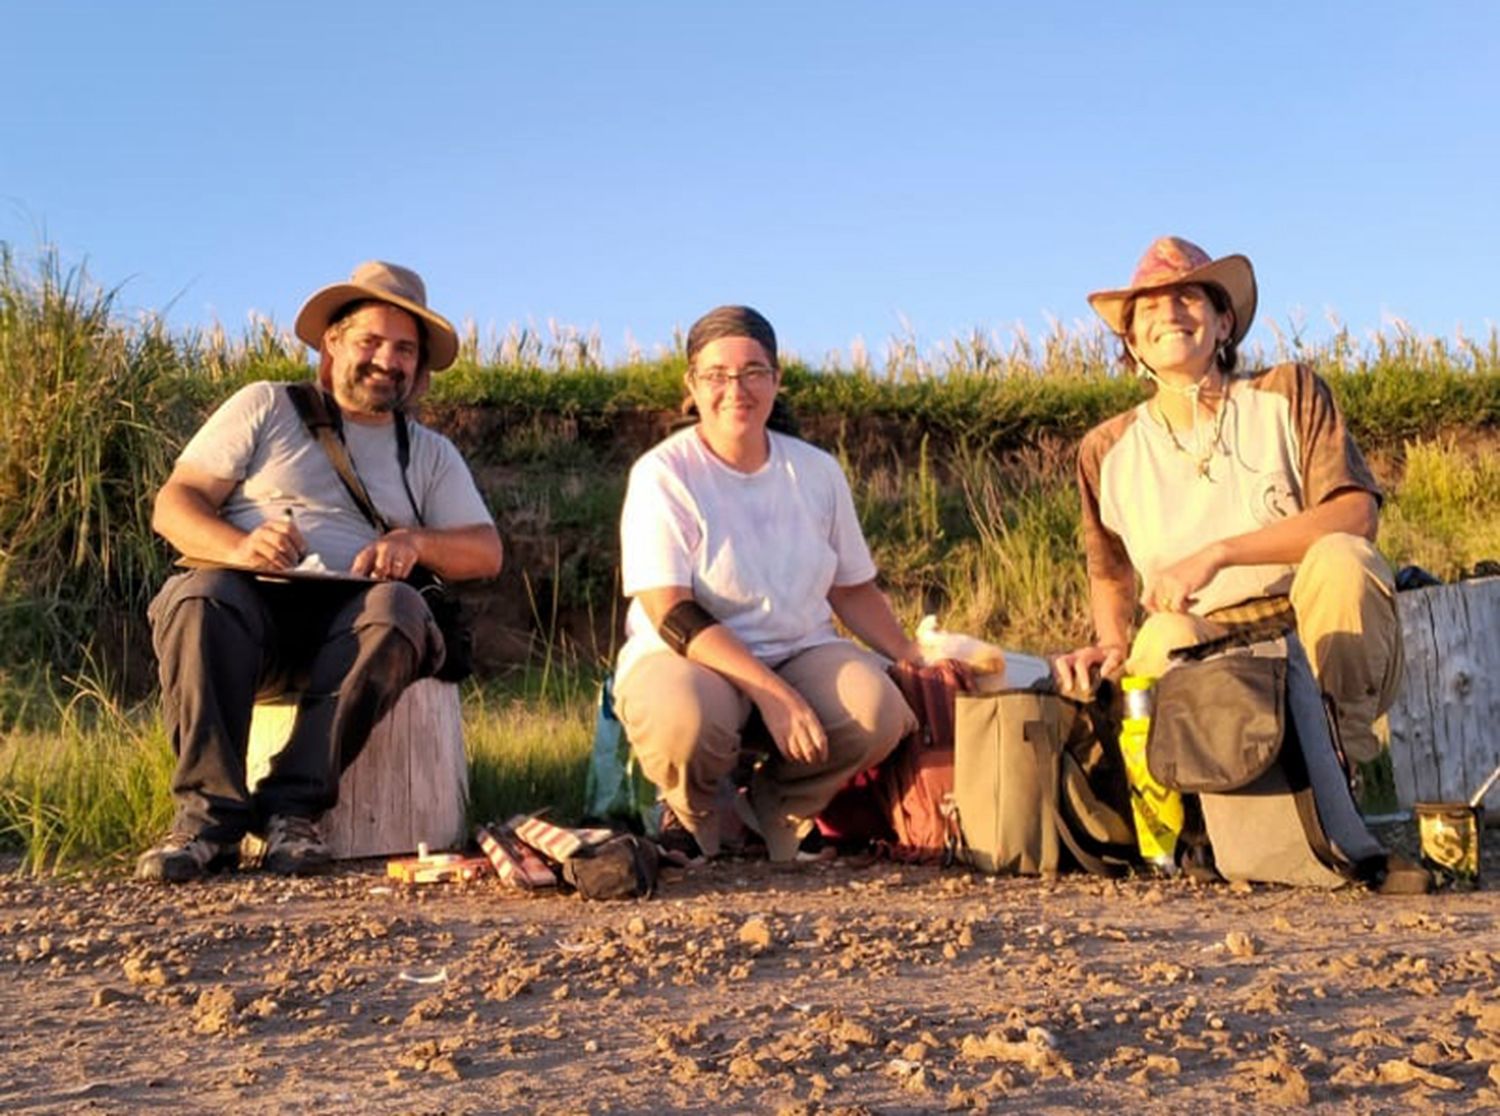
[1118, 675, 1184, 872]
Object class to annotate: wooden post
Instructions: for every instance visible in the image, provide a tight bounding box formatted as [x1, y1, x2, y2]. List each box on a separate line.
[1385, 577, 1500, 811]
[247, 678, 468, 858]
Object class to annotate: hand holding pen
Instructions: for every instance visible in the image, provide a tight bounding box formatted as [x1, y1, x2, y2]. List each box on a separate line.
[230, 506, 307, 571]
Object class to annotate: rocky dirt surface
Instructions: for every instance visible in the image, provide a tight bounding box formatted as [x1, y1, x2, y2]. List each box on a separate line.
[1, 848, 1497, 1116]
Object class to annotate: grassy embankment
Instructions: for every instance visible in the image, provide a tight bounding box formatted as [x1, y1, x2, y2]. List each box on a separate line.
[2, 245, 1498, 872]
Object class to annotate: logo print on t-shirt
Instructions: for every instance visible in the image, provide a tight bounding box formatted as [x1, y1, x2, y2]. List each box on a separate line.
[1252, 472, 1298, 524]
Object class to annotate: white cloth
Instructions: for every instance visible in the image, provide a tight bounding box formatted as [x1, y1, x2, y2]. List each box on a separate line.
[615, 427, 877, 685]
[177, 381, 493, 572]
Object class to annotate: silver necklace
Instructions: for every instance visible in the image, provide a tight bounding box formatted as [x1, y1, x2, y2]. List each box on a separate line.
[1156, 381, 1230, 480]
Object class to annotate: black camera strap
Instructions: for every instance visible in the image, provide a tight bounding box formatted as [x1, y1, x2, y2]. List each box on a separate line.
[284, 382, 426, 530]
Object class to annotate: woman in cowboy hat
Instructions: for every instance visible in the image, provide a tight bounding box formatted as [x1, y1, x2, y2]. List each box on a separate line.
[1052, 236, 1403, 764]
[612, 305, 919, 862]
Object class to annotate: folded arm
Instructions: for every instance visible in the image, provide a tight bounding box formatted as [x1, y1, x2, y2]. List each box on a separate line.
[635, 586, 828, 764]
[154, 462, 503, 581]
[1054, 489, 1379, 695]
[351, 523, 503, 582]
[1144, 489, 1377, 612]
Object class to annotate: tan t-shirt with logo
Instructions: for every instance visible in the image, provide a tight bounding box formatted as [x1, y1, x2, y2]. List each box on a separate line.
[1078, 362, 1380, 616]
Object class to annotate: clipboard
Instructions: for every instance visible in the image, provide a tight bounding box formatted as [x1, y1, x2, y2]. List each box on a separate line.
[175, 557, 378, 584]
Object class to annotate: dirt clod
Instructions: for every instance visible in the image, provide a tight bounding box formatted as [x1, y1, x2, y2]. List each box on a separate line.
[739, 916, 774, 950]
[91, 986, 132, 1008]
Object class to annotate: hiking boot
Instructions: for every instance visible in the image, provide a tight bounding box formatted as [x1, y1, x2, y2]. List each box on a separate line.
[135, 832, 240, 883]
[262, 814, 332, 876]
[656, 806, 706, 863]
[1375, 852, 1434, 895]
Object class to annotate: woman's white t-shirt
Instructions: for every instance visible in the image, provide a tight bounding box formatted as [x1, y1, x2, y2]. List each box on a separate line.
[615, 427, 877, 685]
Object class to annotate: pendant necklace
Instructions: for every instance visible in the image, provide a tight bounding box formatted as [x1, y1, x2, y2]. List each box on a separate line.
[1156, 377, 1230, 480]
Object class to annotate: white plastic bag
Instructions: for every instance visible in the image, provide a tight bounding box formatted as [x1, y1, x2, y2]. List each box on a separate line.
[914, 615, 1054, 692]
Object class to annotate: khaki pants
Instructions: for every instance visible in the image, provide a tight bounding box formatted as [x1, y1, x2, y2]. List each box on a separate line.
[614, 640, 916, 860]
[1127, 533, 1404, 763]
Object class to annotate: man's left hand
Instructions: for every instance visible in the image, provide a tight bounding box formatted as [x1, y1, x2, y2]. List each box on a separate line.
[352, 530, 423, 581]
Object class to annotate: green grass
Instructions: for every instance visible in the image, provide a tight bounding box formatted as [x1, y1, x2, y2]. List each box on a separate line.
[464, 675, 598, 830]
[0, 246, 183, 677]
[1379, 437, 1500, 579]
[0, 677, 174, 873]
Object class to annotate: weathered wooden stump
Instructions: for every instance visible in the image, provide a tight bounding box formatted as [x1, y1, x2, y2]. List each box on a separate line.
[1386, 577, 1500, 812]
[247, 678, 468, 858]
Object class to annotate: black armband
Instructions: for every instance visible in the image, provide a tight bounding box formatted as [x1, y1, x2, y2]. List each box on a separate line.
[660, 599, 720, 656]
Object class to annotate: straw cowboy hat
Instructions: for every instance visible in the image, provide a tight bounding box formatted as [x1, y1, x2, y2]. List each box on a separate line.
[1088, 236, 1258, 346]
[295, 260, 460, 371]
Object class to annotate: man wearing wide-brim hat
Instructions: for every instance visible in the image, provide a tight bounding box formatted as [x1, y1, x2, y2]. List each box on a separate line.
[1052, 236, 1402, 768]
[137, 262, 503, 883]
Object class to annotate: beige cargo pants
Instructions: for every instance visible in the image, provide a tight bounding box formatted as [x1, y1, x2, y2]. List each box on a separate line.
[614, 640, 916, 861]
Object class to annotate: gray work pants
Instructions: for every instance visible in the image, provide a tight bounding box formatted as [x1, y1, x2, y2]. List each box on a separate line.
[149, 569, 445, 841]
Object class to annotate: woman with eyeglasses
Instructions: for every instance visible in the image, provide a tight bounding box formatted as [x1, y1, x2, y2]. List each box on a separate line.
[612, 305, 919, 862]
[1052, 237, 1402, 766]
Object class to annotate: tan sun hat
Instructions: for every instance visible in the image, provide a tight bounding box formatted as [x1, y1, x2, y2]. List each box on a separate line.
[294, 260, 459, 371]
[1088, 236, 1257, 346]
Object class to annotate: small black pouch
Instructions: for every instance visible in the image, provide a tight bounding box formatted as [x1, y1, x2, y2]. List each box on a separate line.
[560, 834, 660, 900]
[406, 565, 473, 683]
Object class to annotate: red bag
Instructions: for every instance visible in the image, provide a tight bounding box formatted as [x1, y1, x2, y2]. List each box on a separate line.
[813, 661, 974, 861]
[814, 766, 895, 845]
[475, 824, 558, 890]
[879, 660, 974, 861]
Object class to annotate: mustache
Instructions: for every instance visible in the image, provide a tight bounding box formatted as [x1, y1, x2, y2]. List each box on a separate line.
[355, 361, 406, 386]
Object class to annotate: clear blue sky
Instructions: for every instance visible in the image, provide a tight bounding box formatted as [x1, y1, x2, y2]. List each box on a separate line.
[6, 1, 1497, 364]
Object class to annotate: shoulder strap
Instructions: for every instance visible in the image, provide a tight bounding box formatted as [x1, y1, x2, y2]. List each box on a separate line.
[284, 382, 392, 533]
[392, 411, 426, 527]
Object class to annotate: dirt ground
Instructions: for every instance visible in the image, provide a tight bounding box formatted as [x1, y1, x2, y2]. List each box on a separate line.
[2, 833, 1497, 1116]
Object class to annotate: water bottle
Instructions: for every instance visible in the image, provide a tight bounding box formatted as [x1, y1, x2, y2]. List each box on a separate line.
[1117, 675, 1183, 874]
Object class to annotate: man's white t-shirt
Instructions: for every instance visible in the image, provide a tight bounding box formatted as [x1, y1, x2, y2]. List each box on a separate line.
[615, 427, 877, 685]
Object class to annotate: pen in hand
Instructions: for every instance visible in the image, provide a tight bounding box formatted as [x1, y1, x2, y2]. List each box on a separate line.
[283, 506, 307, 565]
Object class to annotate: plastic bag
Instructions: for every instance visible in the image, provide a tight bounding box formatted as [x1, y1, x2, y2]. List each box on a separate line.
[583, 676, 660, 833]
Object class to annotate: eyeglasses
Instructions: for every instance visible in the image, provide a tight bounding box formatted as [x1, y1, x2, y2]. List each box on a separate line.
[691, 364, 777, 388]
